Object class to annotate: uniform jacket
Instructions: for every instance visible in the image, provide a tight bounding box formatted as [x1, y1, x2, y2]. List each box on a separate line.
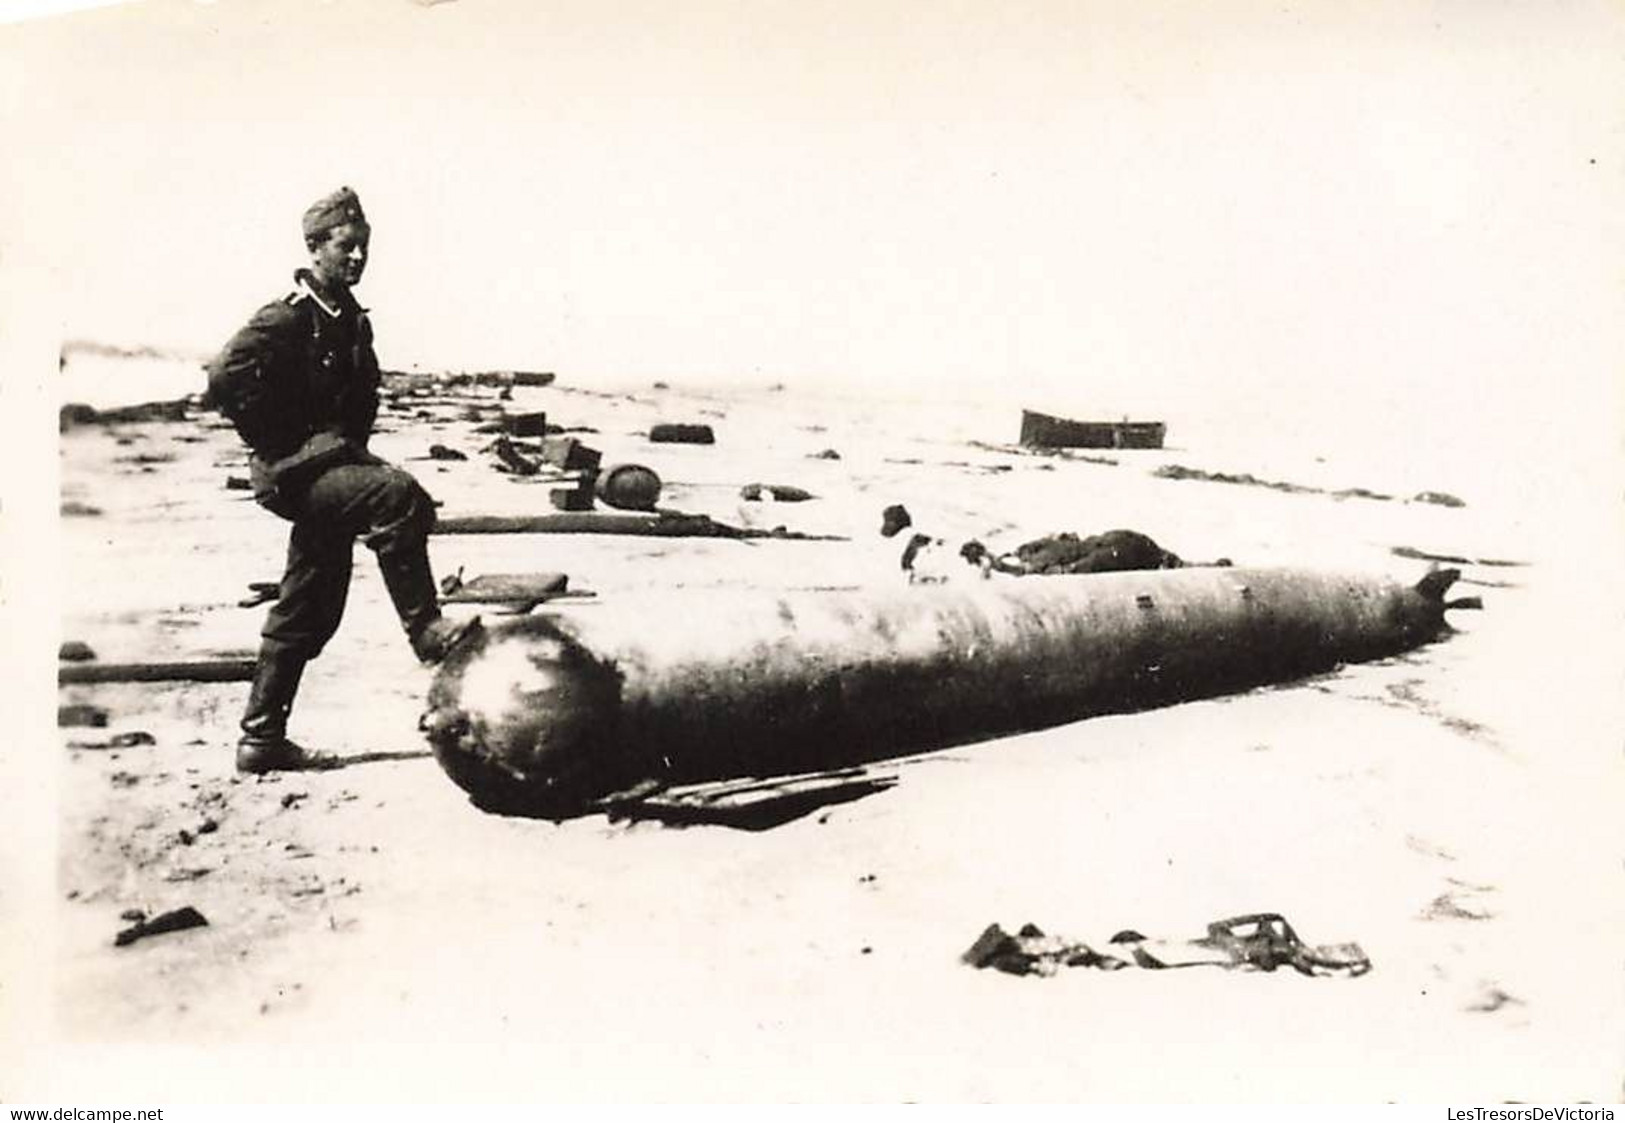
[207, 271, 382, 513]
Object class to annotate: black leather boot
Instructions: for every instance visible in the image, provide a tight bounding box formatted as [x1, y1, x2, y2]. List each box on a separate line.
[378, 548, 481, 664]
[236, 643, 335, 773]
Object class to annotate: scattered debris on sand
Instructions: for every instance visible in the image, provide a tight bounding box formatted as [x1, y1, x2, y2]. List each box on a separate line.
[1009, 529, 1187, 575]
[1391, 545, 1526, 568]
[598, 767, 899, 831]
[431, 511, 843, 540]
[1413, 490, 1467, 508]
[114, 906, 209, 948]
[487, 436, 542, 476]
[1155, 462, 1394, 501]
[964, 913, 1371, 978]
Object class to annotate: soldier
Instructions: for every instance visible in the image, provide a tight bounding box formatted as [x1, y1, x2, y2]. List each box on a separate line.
[207, 186, 479, 773]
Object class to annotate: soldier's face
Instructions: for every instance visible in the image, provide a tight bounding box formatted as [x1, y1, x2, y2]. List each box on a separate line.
[310, 222, 370, 291]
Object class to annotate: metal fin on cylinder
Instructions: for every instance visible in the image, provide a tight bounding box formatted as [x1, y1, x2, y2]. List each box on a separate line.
[1414, 567, 1461, 603]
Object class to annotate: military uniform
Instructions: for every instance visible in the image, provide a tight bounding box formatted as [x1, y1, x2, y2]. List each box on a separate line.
[207, 188, 474, 772]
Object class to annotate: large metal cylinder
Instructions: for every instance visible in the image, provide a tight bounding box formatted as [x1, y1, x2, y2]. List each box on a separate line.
[421, 567, 1461, 812]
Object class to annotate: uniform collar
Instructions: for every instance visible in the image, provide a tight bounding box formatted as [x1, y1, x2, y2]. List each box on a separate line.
[293, 269, 367, 317]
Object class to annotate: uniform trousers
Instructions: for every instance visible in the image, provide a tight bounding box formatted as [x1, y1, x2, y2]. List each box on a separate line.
[259, 460, 436, 659]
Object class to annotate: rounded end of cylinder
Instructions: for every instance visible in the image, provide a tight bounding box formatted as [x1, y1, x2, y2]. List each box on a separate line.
[421, 616, 625, 814]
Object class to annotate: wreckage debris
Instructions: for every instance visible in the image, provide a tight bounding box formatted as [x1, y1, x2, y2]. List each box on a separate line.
[59, 659, 258, 685]
[1391, 545, 1526, 568]
[538, 437, 602, 472]
[962, 923, 1129, 976]
[59, 641, 97, 662]
[879, 504, 912, 538]
[596, 463, 662, 511]
[68, 730, 158, 751]
[740, 483, 815, 503]
[440, 571, 571, 609]
[427, 444, 468, 461]
[649, 423, 716, 445]
[808, 448, 842, 460]
[963, 914, 1370, 978]
[60, 398, 191, 431]
[58, 703, 110, 728]
[1013, 530, 1186, 575]
[60, 403, 99, 429]
[225, 475, 253, 490]
[1154, 463, 1394, 502]
[114, 906, 209, 947]
[596, 767, 898, 831]
[1019, 409, 1165, 450]
[430, 512, 842, 540]
[488, 437, 541, 476]
[502, 411, 549, 438]
[61, 501, 104, 517]
[1413, 491, 1466, 508]
[422, 567, 1470, 810]
[549, 484, 595, 511]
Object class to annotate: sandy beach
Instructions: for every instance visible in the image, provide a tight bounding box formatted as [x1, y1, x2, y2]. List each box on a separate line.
[10, 365, 1617, 1103]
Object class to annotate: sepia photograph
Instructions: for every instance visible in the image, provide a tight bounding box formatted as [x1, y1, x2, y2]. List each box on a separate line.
[2, 0, 1621, 1107]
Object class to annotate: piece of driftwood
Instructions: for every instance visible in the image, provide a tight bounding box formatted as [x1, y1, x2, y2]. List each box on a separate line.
[431, 513, 843, 540]
[59, 659, 258, 685]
